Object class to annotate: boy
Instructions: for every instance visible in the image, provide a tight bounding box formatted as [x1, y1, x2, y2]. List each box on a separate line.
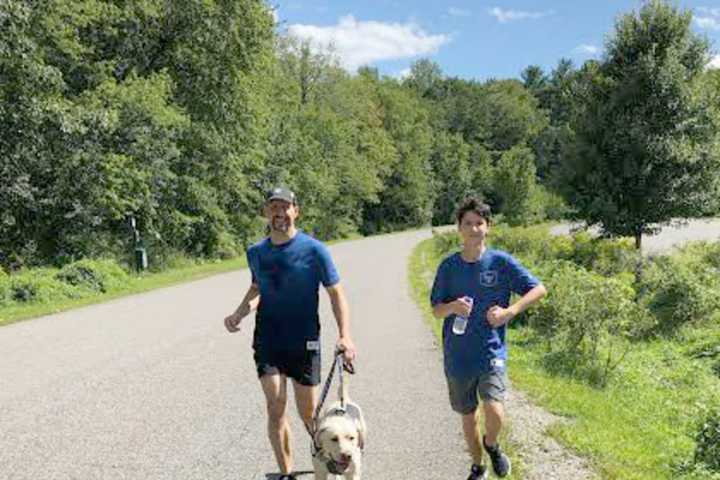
[430, 197, 547, 479]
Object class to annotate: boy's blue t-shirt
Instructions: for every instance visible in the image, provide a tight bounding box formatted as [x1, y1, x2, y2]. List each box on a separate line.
[430, 249, 540, 379]
[246, 231, 340, 352]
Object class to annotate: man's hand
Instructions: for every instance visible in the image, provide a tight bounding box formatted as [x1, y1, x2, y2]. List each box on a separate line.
[486, 305, 515, 328]
[224, 304, 250, 333]
[336, 336, 357, 364]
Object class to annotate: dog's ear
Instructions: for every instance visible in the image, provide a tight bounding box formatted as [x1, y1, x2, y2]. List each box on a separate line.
[314, 427, 328, 447]
[357, 424, 366, 450]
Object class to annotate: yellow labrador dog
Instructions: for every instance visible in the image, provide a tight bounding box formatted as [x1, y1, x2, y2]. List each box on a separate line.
[312, 368, 366, 479]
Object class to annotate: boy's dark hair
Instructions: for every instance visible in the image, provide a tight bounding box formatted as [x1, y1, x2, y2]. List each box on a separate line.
[456, 197, 492, 224]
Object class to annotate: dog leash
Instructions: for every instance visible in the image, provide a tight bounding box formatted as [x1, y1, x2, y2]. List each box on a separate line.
[305, 350, 354, 448]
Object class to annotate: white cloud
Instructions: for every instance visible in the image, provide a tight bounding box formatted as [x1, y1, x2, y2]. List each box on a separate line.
[574, 44, 601, 56]
[695, 7, 720, 30]
[697, 7, 720, 17]
[287, 15, 450, 72]
[488, 7, 553, 23]
[448, 7, 471, 17]
[695, 16, 720, 30]
[396, 68, 412, 79]
[707, 54, 720, 69]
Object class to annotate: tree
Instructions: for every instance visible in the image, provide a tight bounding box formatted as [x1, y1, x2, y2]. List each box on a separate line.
[521, 65, 547, 93]
[430, 132, 472, 225]
[493, 146, 541, 225]
[361, 80, 435, 233]
[404, 58, 444, 99]
[562, 0, 720, 251]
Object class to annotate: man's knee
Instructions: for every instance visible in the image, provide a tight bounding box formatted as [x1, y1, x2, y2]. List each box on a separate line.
[265, 396, 287, 424]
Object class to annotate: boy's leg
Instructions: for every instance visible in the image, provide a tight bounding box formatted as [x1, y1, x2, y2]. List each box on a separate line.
[482, 400, 505, 445]
[448, 375, 489, 478]
[478, 372, 511, 477]
[260, 373, 293, 474]
[461, 408, 484, 466]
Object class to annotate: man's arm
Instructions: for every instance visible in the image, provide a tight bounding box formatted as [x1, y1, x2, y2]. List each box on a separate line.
[486, 284, 547, 328]
[325, 282, 357, 361]
[224, 283, 260, 333]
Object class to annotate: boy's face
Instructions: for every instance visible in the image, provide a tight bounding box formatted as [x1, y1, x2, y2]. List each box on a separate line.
[264, 199, 299, 234]
[458, 211, 489, 246]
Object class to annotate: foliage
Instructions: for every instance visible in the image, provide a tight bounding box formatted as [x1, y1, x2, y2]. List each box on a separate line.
[0, 269, 9, 307]
[56, 259, 129, 293]
[561, 0, 720, 250]
[9, 269, 81, 303]
[528, 261, 651, 384]
[493, 146, 542, 225]
[693, 408, 720, 473]
[639, 245, 720, 332]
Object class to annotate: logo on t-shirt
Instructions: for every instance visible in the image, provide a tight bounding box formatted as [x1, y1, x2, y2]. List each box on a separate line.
[480, 270, 498, 287]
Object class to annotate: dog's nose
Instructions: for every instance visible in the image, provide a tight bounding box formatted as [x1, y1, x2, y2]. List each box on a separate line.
[339, 453, 352, 463]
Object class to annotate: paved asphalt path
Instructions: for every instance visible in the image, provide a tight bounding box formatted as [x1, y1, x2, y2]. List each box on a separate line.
[550, 218, 720, 254]
[0, 229, 470, 480]
[2, 221, 718, 479]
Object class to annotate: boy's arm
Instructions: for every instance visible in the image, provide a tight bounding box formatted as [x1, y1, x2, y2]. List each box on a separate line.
[486, 284, 546, 327]
[433, 299, 471, 319]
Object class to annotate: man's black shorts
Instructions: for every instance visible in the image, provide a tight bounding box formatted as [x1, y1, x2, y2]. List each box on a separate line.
[253, 347, 321, 386]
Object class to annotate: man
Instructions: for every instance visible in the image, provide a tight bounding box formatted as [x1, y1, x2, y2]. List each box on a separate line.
[430, 197, 547, 479]
[224, 187, 357, 480]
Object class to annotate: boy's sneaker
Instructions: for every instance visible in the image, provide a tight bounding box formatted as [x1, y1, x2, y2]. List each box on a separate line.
[483, 436, 511, 477]
[278, 475, 296, 480]
[467, 463, 489, 480]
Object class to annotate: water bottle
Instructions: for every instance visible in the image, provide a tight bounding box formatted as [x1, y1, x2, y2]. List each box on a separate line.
[452, 296, 474, 335]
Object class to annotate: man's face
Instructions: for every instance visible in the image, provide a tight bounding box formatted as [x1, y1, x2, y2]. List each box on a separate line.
[265, 199, 299, 234]
[458, 211, 489, 245]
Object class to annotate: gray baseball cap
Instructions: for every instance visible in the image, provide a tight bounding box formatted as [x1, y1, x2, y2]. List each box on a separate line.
[266, 186, 297, 204]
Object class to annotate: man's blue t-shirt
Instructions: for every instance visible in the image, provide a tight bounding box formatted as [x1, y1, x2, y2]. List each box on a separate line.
[247, 231, 340, 352]
[430, 249, 540, 379]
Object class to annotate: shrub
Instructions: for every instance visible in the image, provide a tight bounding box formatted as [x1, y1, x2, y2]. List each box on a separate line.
[489, 224, 554, 264]
[640, 255, 720, 332]
[432, 230, 461, 257]
[56, 259, 129, 293]
[569, 232, 637, 276]
[0, 269, 10, 307]
[694, 408, 720, 472]
[10, 269, 81, 303]
[528, 261, 652, 384]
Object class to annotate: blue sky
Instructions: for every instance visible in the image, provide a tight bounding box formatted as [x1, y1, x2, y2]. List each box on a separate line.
[273, 1, 720, 80]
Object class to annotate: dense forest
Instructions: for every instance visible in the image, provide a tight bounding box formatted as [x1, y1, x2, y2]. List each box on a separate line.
[2, 0, 719, 271]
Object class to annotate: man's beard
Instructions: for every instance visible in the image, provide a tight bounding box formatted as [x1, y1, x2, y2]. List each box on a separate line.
[271, 216, 290, 233]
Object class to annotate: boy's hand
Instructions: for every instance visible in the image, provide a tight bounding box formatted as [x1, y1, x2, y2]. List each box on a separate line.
[486, 305, 515, 327]
[452, 297, 473, 317]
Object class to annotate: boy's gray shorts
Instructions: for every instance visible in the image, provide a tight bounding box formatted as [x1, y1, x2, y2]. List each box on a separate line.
[446, 370, 509, 415]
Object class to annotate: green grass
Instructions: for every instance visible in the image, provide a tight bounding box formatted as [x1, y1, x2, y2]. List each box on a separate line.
[407, 236, 528, 480]
[408, 235, 720, 480]
[0, 256, 248, 327]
